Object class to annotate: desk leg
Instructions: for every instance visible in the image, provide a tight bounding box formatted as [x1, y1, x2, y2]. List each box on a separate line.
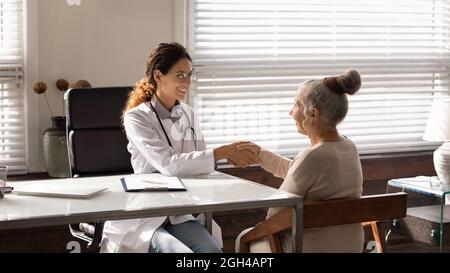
[440, 197, 445, 253]
[205, 212, 213, 234]
[292, 202, 303, 253]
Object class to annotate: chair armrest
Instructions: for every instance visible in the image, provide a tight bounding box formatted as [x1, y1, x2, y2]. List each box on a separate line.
[69, 221, 104, 249]
[239, 208, 292, 253]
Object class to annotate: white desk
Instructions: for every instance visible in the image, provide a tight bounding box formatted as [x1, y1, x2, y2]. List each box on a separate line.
[0, 172, 303, 252]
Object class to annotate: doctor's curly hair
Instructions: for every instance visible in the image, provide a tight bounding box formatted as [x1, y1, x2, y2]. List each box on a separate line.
[122, 42, 192, 123]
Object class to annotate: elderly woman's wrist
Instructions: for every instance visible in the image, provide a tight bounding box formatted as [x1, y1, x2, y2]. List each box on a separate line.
[257, 148, 267, 162]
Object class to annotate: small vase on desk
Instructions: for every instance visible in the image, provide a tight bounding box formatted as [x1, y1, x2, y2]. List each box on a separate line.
[43, 116, 70, 178]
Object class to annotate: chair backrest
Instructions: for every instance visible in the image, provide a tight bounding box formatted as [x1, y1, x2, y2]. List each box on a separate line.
[303, 192, 407, 228]
[66, 86, 134, 177]
[239, 192, 408, 252]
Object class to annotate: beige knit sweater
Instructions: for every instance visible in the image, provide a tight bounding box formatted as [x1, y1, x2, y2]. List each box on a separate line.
[247, 137, 364, 253]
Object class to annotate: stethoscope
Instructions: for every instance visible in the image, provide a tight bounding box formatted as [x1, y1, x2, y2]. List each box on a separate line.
[149, 94, 197, 151]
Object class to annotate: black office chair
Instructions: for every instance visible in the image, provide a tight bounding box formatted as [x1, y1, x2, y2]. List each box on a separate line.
[65, 86, 134, 249]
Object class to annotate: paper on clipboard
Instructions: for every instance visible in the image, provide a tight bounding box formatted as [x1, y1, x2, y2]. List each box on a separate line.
[121, 175, 186, 192]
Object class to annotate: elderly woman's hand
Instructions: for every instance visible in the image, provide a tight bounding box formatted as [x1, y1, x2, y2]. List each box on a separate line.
[225, 142, 262, 168]
[236, 142, 261, 158]
[214, 141, 260, 168]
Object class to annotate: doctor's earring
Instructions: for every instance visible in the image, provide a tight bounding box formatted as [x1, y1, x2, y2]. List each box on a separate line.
[154, 71, 162, 79]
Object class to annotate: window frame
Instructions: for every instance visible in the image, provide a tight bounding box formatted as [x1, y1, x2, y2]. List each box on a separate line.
[24, 0, 40, 173]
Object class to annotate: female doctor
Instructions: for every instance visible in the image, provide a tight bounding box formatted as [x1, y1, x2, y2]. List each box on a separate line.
[100, 42, 258, 253]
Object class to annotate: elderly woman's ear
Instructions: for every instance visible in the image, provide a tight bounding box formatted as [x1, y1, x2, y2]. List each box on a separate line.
[310, 108, 319, 119]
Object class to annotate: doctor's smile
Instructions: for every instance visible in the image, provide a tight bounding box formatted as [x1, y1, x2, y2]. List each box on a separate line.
[176, 87, 188, 98]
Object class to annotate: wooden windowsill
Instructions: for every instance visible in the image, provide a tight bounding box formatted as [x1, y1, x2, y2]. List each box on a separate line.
[7, 172, 54, 181]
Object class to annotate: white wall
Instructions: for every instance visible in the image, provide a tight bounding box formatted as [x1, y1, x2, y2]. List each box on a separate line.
[29, 0, 175, 172]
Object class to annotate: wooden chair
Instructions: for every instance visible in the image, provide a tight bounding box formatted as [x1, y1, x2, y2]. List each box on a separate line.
[238, 192, 407, 253]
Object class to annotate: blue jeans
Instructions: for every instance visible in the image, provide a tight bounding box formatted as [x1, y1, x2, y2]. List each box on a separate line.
[149, 220, 222, 253]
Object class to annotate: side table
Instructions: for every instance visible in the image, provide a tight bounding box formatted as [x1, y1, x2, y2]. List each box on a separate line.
[388, 176, 450, 253]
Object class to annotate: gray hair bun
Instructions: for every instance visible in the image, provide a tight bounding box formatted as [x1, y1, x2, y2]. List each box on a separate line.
[337, 69, 361, 95]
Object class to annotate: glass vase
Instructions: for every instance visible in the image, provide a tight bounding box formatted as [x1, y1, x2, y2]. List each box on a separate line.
[43, 116, 70, 178]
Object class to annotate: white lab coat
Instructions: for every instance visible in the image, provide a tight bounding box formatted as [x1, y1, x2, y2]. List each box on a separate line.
[100, 96, 221, 253]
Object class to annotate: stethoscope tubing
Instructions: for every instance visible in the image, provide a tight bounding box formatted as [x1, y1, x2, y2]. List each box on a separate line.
[149, 95, 197, 151]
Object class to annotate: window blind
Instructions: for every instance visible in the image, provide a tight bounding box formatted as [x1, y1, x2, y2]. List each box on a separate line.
[0, 0, 25, 174]
[187, 0, 450, 157]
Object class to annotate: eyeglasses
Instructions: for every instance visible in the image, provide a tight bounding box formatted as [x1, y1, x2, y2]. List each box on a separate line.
[173, 71, 197, 82]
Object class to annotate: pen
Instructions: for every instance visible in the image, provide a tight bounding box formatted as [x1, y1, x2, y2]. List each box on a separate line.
[141, 179, 168, 185]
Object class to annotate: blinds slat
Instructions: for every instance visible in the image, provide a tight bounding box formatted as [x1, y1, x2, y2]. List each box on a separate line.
[0, 0, 26, 173]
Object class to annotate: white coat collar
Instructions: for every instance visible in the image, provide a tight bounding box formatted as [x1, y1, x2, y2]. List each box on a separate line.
[150, 95, 182, 123]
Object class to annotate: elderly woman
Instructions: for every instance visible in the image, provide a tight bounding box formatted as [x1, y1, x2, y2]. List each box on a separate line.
[237, 69, 364, 253]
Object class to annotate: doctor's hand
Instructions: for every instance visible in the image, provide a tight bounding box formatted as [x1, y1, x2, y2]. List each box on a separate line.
[213, 141, 260, 168]
[228, 142, 261, 166]
[228, 142, 262, 168]
[236, 142, 261, 158]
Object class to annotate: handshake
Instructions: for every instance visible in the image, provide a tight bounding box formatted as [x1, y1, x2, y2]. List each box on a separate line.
[214, 141, 261, 168]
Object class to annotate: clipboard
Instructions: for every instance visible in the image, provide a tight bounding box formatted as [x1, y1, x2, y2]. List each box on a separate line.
[120, 176, 187, 192]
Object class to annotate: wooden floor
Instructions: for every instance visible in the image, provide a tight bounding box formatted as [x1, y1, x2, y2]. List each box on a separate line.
[373, 232, 447, 253]
[388, 242, 438, 253]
